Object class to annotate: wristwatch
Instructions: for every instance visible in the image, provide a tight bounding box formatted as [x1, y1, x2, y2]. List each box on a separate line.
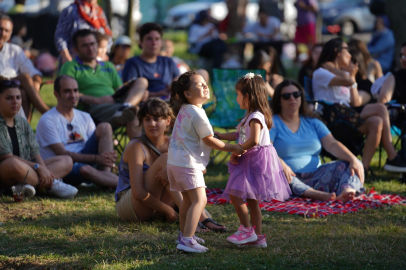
[33, 163, 40, 171]
[350, 82, 358, 89]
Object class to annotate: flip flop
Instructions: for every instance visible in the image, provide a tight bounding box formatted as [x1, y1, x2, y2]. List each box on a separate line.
[201, 218, 228, 233]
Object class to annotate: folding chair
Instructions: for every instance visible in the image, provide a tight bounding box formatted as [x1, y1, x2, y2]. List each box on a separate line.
[205, 68, 266, 165]
[303, 77, 366, 162]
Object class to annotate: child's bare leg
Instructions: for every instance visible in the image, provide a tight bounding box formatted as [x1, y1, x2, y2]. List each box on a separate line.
[247, 199, 262, 235]
[229, 194, 250, 228]
[183, 187, 207, 237]
[179, 191, 190, 234]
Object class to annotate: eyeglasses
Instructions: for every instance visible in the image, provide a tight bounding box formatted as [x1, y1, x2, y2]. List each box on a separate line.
[281, 91, 302, 100]
[67, 123, 76, 141]
[0, 79, 21, 87]
[341, 46, 349, 51]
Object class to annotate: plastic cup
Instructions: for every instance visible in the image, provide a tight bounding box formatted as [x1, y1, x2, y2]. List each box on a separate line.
[11, 185, 24, 203]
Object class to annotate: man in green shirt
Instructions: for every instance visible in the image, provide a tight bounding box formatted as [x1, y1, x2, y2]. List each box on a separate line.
[60, 29, 148, 138]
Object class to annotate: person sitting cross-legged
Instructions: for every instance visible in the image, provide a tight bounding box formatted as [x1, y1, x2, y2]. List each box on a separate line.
[60, 29, 148, 138]
[36, 75, 118, 188]
[0, 78, 77, 198]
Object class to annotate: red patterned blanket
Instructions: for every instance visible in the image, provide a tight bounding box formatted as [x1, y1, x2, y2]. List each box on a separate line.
[206, 188, 406, 218]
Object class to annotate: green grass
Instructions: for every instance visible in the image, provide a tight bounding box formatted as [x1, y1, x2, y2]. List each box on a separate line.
[2, 35, 405, 269]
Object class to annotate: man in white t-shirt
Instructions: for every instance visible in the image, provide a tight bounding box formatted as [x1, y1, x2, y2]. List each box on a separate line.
[244, 10, 281, 42]
[36, 75, 118, 188]
[0, 14, 49, 118]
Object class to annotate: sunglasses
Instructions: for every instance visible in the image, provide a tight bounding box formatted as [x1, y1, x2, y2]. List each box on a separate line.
[281, 91, 301, 100]
[400, 54, 406, 60]
[67, 123, 76, 141]
[0, 79, 21, 87]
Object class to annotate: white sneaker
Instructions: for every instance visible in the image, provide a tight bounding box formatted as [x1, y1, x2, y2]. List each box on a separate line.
[22, 185, 36, 198]
[47, 179, 78, 199]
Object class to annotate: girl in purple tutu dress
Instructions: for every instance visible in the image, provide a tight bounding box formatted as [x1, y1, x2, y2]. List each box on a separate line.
[215, 73, 291, 248]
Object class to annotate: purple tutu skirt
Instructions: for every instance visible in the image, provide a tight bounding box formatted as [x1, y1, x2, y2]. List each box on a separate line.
[224, 144, 292, 201]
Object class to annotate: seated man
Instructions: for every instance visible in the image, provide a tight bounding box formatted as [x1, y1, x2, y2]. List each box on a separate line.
[123, 22, 209, 99]
[122, 23, 179, 99]
[0, 14, 49, 119]
[60, 29, 148, 138]
[375, 42, 406, 104]
[36, 75, 118, 188]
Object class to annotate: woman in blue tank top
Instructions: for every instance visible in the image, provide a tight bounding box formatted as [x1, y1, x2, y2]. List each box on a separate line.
[115, 98, 226, 232]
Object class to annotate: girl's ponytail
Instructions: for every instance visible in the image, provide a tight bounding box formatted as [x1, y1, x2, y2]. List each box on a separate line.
[169, 70, 199, 108]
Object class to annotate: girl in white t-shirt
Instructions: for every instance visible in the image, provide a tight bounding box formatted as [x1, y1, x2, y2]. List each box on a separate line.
[312, 38, 406, 174]
[167, 71, 245, 253]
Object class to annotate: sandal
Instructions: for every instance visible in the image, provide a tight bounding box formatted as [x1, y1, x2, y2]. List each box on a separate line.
[201, 218, 228, 233]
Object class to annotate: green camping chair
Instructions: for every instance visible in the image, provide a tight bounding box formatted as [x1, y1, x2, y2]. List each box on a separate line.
[206, 68, 267, 164]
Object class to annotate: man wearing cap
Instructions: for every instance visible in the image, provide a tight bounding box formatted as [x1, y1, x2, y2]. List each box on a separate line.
[110, 36, 132, 80]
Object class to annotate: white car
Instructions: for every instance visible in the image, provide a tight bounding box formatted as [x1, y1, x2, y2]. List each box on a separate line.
[163, 0, 259, 29]
[0, 0, 141, 37]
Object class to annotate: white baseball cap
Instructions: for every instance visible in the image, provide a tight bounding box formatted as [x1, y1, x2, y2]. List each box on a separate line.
[114, 36, 132, 46]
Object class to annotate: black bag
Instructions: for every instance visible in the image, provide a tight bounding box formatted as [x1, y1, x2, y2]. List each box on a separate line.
[136, 134, 162, 157]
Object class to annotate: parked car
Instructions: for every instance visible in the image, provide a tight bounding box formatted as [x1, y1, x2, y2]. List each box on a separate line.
[0, 0, 141, 37]
[163, 0, 259, 30]
[320, 0, 376, 35]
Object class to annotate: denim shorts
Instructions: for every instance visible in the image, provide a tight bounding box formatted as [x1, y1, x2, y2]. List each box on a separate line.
[63, 132, 98, 186]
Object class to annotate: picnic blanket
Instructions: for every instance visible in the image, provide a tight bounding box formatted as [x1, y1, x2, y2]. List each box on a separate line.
[206, 188, 406, 218]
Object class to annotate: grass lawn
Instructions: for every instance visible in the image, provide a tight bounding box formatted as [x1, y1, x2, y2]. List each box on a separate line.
[1, 37, 406, 269]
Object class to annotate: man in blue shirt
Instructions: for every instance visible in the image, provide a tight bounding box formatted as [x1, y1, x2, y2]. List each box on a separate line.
[122, 23, 180, 99]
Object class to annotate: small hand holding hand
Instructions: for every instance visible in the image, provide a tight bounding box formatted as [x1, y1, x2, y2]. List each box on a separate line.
[344, 62, 359, 78]
[232, 144, 246, 156]
[230, 153, 240, 165]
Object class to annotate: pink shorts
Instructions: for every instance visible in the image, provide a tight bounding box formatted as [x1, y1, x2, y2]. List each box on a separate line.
[167, 164, 206, 192]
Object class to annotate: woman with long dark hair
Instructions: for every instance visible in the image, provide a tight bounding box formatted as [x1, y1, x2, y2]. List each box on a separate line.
[312, 38, 406, 173]
[270, 79, 364, 202]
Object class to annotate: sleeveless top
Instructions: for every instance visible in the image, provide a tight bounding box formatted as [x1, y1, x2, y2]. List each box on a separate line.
[115, 139, 150, 202]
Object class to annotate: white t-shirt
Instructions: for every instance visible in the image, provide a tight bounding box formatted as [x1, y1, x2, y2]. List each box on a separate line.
[36, 107, 96, 160]
[244, 16, 281, 41]
[0, 43, 42, 78]
[312, 67, 351, 105]
[168, 104, 214, 170]
[188, 23, 219, 54]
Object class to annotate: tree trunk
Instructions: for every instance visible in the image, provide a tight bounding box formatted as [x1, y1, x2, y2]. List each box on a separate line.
[226, 0, 248, 38]
[385, 0, 406, 69]
[103, 0, 113, 27]
[126, 0, 135, 39]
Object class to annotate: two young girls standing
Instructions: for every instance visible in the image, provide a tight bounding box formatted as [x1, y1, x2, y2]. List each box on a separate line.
[168, 71, 291, 253]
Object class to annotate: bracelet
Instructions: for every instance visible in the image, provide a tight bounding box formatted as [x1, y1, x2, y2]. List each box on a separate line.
[94, 155, 97, 163]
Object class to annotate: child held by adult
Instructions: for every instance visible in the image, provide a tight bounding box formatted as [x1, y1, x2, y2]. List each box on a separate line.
[168, 71, 245, 253]
[215, 73, 291, 248]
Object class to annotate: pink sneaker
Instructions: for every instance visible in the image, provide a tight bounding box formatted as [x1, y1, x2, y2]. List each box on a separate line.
[176, 237, 208, 253]
[226, 225, 257, 244]
[237, 234, 267, 248]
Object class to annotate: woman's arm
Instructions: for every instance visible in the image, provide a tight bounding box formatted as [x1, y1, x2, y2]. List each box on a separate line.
[279, 157, 295, 184]
[322, 62, 355, 87]
[240, 119, 261, 150]
[127, 142, 175, 216]
[321, 134, 364, 182]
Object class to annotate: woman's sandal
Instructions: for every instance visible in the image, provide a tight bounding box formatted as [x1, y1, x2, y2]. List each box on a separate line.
[201, 218, 228, 233]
